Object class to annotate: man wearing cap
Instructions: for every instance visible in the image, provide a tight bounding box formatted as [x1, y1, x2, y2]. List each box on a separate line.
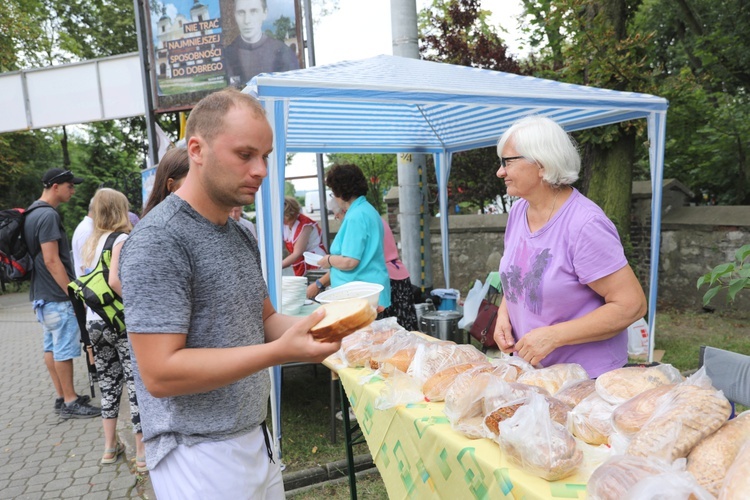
[24, 168, 101, 419]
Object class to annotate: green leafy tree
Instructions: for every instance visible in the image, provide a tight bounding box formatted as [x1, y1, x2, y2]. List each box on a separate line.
[419, 0, 521, 213]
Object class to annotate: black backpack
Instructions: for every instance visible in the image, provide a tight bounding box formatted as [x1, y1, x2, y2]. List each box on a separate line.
[0, 205, 44, 282]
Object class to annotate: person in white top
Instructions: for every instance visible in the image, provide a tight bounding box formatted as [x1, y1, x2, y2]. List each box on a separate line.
[71, 199, 94, 277]
[230, 206, 257, 239]
[81, 188, 146, 472]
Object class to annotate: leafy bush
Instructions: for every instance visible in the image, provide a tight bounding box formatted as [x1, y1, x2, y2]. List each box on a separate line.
[697, 244, 750, 306]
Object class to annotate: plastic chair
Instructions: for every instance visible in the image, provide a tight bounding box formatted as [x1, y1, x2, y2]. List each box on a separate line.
[699, 346, 750, 416]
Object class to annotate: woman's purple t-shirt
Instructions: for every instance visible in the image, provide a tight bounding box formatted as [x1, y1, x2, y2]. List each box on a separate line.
[499, 188, 628, 377]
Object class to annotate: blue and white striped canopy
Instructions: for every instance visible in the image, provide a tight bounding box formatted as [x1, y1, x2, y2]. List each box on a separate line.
[247, 55, 668, 458]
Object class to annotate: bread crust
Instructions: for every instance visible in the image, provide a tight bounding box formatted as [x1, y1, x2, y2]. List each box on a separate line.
[310, 299, 377, 342]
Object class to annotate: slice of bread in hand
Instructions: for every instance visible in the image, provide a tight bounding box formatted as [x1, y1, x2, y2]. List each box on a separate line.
[310, 298, 377, 342]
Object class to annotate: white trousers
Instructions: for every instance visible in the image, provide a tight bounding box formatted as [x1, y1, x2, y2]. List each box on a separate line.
[150, 426, 284, 500]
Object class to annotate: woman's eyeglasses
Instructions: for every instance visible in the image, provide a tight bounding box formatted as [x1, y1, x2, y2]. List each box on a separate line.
[499, 156, 526, 168]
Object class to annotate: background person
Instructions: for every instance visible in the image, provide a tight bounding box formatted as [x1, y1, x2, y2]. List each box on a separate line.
[71, 198, 94, 277]
[141, 147, 189, 218]
[324, 196, 417, 329]
[282, 196, 326, 276]
[306, 164, 391, 310]
[24, 168, 101, 418]
[81, 188, 146, 471]
[224, 0, 300, 87]
[230, 206, 257, 239]
[120, 88, 339, 498]
[492, 115, 647, 378]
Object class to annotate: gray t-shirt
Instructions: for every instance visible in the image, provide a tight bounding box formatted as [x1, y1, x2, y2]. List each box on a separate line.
[24, 201, 75, 302]
[120, 195, 269, 468]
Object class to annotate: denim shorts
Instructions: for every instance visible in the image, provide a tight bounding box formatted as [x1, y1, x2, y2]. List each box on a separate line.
[36, 301, 82, 361]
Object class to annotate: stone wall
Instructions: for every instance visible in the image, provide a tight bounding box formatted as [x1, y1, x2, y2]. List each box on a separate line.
[376, 183, 750, 312]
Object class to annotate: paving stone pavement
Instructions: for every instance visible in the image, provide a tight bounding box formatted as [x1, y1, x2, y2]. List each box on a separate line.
[0, 291, 153, 499]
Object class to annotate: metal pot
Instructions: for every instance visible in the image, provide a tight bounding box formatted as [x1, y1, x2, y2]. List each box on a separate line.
[419, 310, 463, 343]
[414, 301, 436, 325]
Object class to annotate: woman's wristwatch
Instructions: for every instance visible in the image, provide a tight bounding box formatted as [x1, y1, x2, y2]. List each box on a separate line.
[315, 279, 324, 290]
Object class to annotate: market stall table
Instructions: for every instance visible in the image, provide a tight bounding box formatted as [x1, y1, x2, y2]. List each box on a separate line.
[323, 355, 595, 499]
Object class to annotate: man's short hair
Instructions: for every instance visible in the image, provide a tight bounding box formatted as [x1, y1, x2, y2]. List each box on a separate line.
[185, 88, 266, 144]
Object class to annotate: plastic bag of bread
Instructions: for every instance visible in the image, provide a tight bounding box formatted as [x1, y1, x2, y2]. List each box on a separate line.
[595, 364, 683, 405]
[626, 382, 732, 461]
[568, 392, 617, 445]
[718, 440, 750, 499]
[422, 361, 491, 402]
[444, 372, 509, 439]
[588, 455, 712, 500]
[492, 352, 535, 377]
[374, 369, 425, 410]
[611, 383, 676, 436]
[408, 342, 487, 386]
[369, 330, 431, 375]
[555, 379, 596, 408]
[484, 394, 570, 436]
[497, 392, 582, 481]
[687, 410, 750, 496]
[516, 363, 589, 396]
[339, 318, 403, 367]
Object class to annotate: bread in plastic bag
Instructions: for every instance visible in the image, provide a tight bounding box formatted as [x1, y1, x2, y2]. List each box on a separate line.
[516, 363, 589, 395]
[718, 440, 750, 499]
[374, 369, 425, 410]
[407, 342, 487, 386]
[595, 363, 683, 405]
[339, 317, 403, 367]
[422, 361, 492, 402]
[497, 392, 582, 481]
[555, 379, 596, 408]
[588, 455, 712, 500]
[568, 392, 617, 445]
[484, 393, 570, 436]
[687, 410, 750, 497]
[626, 382, 732, 461]
[444, 371, 508, 439]
[611, 383, 676, 436]
[368, 330, 432, 375]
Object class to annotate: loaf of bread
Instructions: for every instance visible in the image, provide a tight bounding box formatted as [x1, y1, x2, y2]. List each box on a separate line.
[568, 392, 616, 445]
[554, 379, 596, 408]
[310, 298, 377, 342]
[595, 364, 682, 404]
[497, 394, 582, 481]
[368, 330, 430, 373]
[444, 372, 508, 439]
[718, 441, 750, 499]
[340, 327, 398, 367]
[516, 363, 589, 395]
[484, 395, 569, 436]
[611, 383, 676, 435]
[423, 361, 491, 402]
[408, 343, 487, 385]
[587, 455, 673, 500]
[687, 411, 750, 496]
[626, 384, 732, 461]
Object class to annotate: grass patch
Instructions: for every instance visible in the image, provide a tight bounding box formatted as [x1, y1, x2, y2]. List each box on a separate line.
[289, 472, 389, 499]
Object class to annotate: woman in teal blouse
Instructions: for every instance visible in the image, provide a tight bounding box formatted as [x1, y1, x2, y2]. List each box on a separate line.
[307, 164, 391, 309]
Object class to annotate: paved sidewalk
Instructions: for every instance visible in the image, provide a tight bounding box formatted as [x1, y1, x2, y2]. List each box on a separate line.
[0, 291, 152, 499]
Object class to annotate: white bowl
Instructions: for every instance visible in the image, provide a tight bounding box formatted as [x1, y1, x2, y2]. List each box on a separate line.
[303, 252, 324, 267]
[316, 281, 384, 308]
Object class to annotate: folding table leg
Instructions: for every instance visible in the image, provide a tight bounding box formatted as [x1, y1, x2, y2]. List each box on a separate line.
[340, 381, 358, 500]
[330, 371, 338, 443]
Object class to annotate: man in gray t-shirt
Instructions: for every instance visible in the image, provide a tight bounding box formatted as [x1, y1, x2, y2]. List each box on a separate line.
[24, 168, 101, 419]
[120, 88, 339, 498]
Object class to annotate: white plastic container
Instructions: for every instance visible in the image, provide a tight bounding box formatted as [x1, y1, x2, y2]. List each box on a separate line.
[303, 251, 323, 267]
[316, 281, 383, 308]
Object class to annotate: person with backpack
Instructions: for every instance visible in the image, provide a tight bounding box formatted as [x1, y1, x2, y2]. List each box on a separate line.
[80, 188, 146, 471]
[24, 168, 101, 419]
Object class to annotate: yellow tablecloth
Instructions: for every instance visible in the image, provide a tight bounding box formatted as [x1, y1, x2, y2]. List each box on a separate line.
[333, 363, 590, 500]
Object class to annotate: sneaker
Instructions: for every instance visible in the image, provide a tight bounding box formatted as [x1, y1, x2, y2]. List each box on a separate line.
[54, 395, 91, 415]
[60, 399, 101, 419]
[335, 408, 357, 422]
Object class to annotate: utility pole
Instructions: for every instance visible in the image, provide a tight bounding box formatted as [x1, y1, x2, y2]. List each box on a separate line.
[390, 0, 433, 295]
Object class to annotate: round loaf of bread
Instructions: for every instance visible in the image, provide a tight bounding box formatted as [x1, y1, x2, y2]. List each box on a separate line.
[309, 298, 377, 342]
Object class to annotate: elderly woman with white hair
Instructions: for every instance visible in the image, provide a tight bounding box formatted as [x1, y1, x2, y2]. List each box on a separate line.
[493, 116, 647, 378]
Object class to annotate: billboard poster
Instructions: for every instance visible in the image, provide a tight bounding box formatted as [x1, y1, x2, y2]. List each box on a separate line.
[145, 0, 303, 113]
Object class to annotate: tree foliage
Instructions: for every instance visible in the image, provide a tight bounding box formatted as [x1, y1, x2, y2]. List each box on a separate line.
[419, 0, 522, 213]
